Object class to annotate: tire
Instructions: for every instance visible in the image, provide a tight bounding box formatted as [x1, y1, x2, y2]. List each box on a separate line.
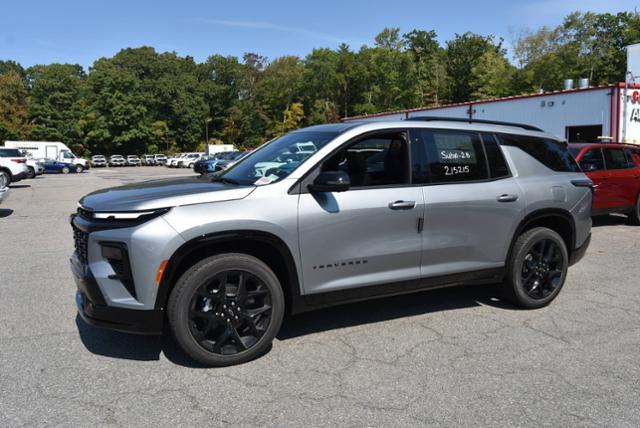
[75, 165, 84, 173]
[502, 227, 568, 309]
[626, 194, 640, 225]
[62, 166, 70, 174]
[27, 167, 36, 179]
[0, 170, 10, 188]
[167, 253, 285, 366]
[188, 163, 194, 169]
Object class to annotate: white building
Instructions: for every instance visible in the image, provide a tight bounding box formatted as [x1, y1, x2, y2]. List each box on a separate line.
[344, 82, 640, 145]
[345, 44, 640, 145]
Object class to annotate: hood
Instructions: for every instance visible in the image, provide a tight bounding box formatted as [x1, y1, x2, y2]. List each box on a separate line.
[79, 176, 255, 212]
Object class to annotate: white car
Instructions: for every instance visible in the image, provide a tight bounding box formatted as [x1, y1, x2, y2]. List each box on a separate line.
[91, 155, 107, 167]
[109, 155, 126, 167]
[0, 148, 29, 186]
[166, 153, 186, 168]
[178, 153, 205, 168]
[126, 155, 141, 166]
[25, 158, 44, 178]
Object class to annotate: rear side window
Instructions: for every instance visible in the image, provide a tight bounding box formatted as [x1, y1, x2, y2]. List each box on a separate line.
[419, 130, 488, 183]
[481, 134, 510, 178]
[0, 148, 23, 157]
[499, 134, 580, 172]
[578, 149, 605, 171]
[603, 148, 630, 170]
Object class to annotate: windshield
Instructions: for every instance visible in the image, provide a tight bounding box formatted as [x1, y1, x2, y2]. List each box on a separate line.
[221, 131, 338, 186]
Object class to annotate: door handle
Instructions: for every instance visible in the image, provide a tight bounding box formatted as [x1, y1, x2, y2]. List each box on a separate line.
[497, 194, 518, 203]
[388, 200, 416, 210]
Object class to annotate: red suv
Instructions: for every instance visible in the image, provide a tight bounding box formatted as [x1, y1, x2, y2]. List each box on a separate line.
[569, 143, 640, 224]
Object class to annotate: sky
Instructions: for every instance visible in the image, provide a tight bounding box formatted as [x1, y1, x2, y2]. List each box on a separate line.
[1, 0, 638, 69]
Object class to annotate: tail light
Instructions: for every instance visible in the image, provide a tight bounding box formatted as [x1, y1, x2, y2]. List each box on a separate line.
[11, 159, 26, 164]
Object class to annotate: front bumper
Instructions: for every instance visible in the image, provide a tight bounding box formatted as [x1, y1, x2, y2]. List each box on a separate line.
[72, 255, 164, 334]
[569, 233, 591, 266]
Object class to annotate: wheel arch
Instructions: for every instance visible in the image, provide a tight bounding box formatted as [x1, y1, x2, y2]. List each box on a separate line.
[155, 230, 303, 314]
[506, 209, 576, 265]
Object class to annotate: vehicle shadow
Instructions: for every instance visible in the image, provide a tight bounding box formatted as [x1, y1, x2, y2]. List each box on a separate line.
[75, 284, 514, 368]
[591, 214, 629, 227]
[9, 184, 30, 189]
[0, 209, 13, 218]
[278, 284, 511, 340]
[76, 316, 163, 361]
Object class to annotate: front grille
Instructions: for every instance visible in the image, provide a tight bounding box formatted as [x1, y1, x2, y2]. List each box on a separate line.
[73, 226, 89, 265]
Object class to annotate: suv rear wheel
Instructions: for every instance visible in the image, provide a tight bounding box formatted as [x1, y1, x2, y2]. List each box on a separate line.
[503, 227, 568, 309]
[626, 194, 640, 225]
[168, 253, 284, 366]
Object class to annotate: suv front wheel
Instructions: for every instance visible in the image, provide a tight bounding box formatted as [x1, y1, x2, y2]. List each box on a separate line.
[503, 227, 568, 309]
[168, 253, 285, 366]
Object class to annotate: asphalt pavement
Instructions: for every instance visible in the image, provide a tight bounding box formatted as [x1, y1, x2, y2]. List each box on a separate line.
[1, 166, 639, 427]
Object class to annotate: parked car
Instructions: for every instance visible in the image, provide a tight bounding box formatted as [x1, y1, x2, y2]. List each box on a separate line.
[569, 143, 640, 224]
[71, 118, 592, 366]
[165, 153, 185, 168]
[211, 151, 251, 172]
[154, 154, 167, 166]
[141, 155, 156, 166]
[193, 152, 232, 174]
[109, 155, 126, 167]
[0, 148, 29, 186]
[25, 157, 45, 178]
[91, 155, 107, 167]
[43, 159, 82, 174]
[178, 152, 205, 168]
[126, 155, 141, 166]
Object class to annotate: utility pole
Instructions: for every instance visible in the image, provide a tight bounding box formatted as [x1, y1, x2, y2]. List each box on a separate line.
[205, 118, 212, 145]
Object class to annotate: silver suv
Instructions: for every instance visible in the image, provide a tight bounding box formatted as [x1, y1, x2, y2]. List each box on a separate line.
[70, 118, 592, 366]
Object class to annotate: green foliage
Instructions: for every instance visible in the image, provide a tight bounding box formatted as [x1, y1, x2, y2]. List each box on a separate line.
[1, 11, 639, 154]
[0, 69, 31, 141]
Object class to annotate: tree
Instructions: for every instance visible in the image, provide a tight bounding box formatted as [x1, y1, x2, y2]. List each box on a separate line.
[0, 70, 31, 141]
[446, 33, 502, 102]
[282, 102, 305, 133]
[27, 63, 86, 146]
[470, 49, 515, 99]
[404, 29, 447, 106]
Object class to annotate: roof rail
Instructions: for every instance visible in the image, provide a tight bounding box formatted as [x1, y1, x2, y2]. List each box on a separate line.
[405, 116, 544, 132]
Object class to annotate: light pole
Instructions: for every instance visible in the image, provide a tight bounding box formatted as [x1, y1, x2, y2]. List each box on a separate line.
[205, 118, 212, 146]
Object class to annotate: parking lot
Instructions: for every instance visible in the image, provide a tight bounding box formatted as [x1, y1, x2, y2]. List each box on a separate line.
[1, 166, 639, 426]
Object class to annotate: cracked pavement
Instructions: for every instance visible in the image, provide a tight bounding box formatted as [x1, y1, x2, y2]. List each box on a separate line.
[1, 167, 639, 427]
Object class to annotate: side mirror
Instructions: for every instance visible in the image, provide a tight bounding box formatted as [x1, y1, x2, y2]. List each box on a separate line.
[308, 171, 350, 193]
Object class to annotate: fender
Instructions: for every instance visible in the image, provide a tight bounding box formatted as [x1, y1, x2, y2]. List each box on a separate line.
[505, 208, 576, 266]
[154, 230, 306, 314]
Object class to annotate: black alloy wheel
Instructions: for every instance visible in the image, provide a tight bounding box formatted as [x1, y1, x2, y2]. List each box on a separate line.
[520, 239, 564, 300]
[188, 270, 272, 355]
[168, 253, 284, 366]
[503, 227, 568, 309]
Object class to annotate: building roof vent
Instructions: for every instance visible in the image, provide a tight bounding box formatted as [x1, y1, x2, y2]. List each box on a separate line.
[578, 78, 589, 89]
[564, 79, 574, 90]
